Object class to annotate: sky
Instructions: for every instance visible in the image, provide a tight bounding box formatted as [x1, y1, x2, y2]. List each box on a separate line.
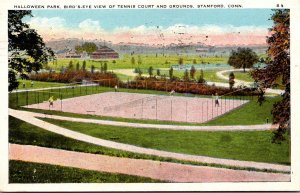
[26, 9, 274, 46]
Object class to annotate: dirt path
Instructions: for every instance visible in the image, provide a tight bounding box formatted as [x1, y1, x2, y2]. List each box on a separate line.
[216, 69, 284, 95]
[9, 144, 290, 182]
[9, 109, 290, 172]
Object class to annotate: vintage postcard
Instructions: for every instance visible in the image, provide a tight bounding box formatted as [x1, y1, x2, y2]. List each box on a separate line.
[0, 0, 300, 191]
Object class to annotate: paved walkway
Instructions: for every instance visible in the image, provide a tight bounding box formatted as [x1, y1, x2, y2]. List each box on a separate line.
[216, 69, 285, 95]
[10, 109, 276, 132]
[9, 109, 290, 172]
[9, 144, 290, 182]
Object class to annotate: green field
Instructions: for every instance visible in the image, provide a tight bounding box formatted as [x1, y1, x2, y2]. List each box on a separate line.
[224, 71, 254, 82]
[17, 80, 67, 90]
[9, 160, 161, 183]
[41, 117, 290, 165]
[49, 55, 228, 71]
[11, 115, 282, 172]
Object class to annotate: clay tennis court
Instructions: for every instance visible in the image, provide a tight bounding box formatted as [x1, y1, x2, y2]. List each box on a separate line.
[25, 92, 248, 123]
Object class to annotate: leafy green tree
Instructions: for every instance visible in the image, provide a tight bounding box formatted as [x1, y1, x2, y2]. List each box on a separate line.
[229, 72, 235, 90]
[103, 62, 108, 73]
[8, 10, 54, 91]
[137, 55, 142, 65]
[156, 69, 161, 76]
[178, 57, 184, 65]
[148, 66, 153, 77]
[228, 47, 259, 72]
[192, 59, 197, 64]
[82, 60, 86, 71]
[169, 67, 174, 79]
[68, 61, 74, 70]
[75, 45, 83, 54]
[190, 65, 196, 79]
[76, 62, 80, 71]
[183, 69, 189, 81]
[131, 57, 135, 66]
[91, 65, 95, 73]
[197, 69, 206, 83]
[77, 42, 97, 55]
[138, 68, 143, 77]
[252, 9, 290, 143]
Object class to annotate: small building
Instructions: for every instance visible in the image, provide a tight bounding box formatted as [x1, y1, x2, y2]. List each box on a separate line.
[65, 51, 81, 58]
[91, 46, 119, 59]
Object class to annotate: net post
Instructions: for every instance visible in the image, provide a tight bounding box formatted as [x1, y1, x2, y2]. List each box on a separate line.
[156, 98, 158, 120]
[186, 100, 188, 122]
[16, 91, 19, 107]
[26, 91, 28, 106]
[170, 99, 172, 121]
[60, 92, 62, 112]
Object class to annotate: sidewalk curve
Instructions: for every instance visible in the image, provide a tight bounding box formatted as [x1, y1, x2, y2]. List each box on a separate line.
[10, 144, 290, 182]
[9, 109, 290, 172]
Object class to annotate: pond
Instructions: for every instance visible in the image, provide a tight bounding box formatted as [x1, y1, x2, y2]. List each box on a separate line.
[171, 63, 266, 71]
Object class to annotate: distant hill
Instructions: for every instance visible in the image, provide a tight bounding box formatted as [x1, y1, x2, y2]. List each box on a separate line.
[46, 38, 267, 57]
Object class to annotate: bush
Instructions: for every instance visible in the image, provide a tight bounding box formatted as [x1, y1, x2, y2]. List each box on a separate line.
[29, 70, 118, 84]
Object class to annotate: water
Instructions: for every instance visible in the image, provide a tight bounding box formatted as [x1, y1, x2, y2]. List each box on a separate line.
[171, 63, 266, 70]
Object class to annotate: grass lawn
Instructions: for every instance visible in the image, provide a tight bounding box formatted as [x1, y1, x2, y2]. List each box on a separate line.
[114, 72, 135, 81]
[224, 71, 254, 82]
[41, 117, 290, 165]
[17, 80, 67, 90]
[48, 55, 228, 71]
[157, 69, 226, 83]
[9, 160, 161, 183]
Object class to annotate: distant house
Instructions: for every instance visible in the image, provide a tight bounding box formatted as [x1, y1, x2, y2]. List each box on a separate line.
[65, 51, 81, 58]
[196, 46, 215, 53]
[91, 46, 119, 59]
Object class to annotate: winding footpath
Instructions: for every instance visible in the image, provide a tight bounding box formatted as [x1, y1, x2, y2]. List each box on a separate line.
[9, 108, 290, 173]
[10, 144, 290, 182]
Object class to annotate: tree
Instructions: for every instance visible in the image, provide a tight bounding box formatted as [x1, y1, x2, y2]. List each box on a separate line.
[156, 69, 161, 76]
[82, 60, 86, 71]
[228, 47, 259, 72]
[75, 45, 83, 54]
[229, 72, 235, 90]
[197, 69, 206, 83]
[178, 57, 184, 65]
[190, 65, 196, 80]
[169, 67, 174, 79]
[103, 62, 108, 73]
[68, 61, 74, 70]
[76, 42, 97, 55]
[137, 55, 142, 65]
[148, 66, 153, 77]
[251, 9, 290, 143]
[131, 57, 135, 66]
[192, 59, 197, 64]
[91, 65, 95, 73]
[183, 69, 189, 81]
[8, 10, 54, 91]
[76, 62, 80, 71]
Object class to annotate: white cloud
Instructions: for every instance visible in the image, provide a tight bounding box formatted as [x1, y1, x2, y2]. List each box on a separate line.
[28, 17, 65, 30]
[78, 19, 104, 32]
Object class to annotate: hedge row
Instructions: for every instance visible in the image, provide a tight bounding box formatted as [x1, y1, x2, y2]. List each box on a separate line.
[29, 70, 118, 83]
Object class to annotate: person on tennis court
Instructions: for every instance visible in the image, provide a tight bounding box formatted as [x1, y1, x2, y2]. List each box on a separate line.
[213, 92, 220, 107]
[170, 89, 175, 96]
[114, 85, 118, 92]
[48, 96, 54, 108]
[31, 81, 34, 87]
